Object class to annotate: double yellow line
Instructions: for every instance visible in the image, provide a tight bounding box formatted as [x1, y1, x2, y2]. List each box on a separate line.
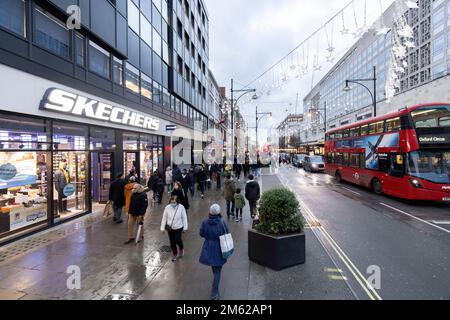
[279, 173, 383, 301]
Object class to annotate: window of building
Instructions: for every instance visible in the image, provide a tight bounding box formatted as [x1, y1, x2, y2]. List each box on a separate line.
[153, 0, 162, 13]
[89, 41, 110, 79]
[34, 7, 70, 59]
[153, 28, 162, 57]
[433, 62, 446, 78]
[113, 56, 123, 85]
[432, 33, 445, 63]
[141, 73, 153, 100]
[140, 14, 152, 46]
[153, 81, 162, 103]
[162, 41, 169, 64]
[432, 5, 445, 36]
[125, 63, 140, 94]
[0, 0, 26, 37]
[177, 18, 182, 38]
[127, 0, 140, 34]
[184, 64, 190, 82]
[176, 55, 183, 74]
[75, 33, 85, 67]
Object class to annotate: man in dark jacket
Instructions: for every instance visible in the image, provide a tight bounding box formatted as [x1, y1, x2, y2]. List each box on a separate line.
[172, 165, 182, 184]
[180, 169, 191, 196]
[125, 184, 148, 244]
[109, 173, 127, 224]
[245, 175, 260, 219]
[156, 176, 165, 204]
[188, 167, 196, 196]
[198, 165, 208, 198]
[147, 171, 160, 201]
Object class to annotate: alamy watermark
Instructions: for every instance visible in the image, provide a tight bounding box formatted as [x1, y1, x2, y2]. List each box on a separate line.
[66, 265, 81, 290]
[66, 5, 81, 30]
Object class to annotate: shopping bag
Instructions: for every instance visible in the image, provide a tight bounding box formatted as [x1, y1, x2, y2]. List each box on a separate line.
[135, 223, 143, 244]
[219, 222, 234, 259]
[103, 201, 114, 218]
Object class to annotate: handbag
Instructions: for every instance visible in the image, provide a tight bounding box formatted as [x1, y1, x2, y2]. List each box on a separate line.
[103, 201, 114, 218]
[219, 221, 234, 259]
[165, 205, 179, 232]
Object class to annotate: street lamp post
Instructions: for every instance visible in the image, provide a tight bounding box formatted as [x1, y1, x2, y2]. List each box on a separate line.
[344, 66, 377, 117]
[255, 105, 272, 152]
[230, 79, 257, 160]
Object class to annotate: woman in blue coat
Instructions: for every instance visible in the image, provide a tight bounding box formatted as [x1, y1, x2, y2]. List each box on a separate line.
[199, 204, 230, 300]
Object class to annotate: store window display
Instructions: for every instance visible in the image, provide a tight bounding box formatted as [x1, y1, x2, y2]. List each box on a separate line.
[0, 115, 51, 240]
[53, 122, 88, 221]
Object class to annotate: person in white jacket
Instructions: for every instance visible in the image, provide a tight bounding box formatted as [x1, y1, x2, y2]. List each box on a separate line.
[161, 195, 188, 262]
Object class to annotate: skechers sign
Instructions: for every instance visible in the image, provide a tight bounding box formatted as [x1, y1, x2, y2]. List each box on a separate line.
[40, 88, 160, 131]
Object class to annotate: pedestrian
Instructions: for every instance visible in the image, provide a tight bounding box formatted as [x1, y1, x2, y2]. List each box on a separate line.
[165, 166, 173, 194]
[160, 196, 188, 262]
[245, 175, 260, 219]
[172, 165, 182, 184]
[171, 181, 190, 213]
[147, 170, 160, 202]
[234, 188, 245, 222]
[188, 167, 196, 196]
[156, 175, 165, 204]
[124, 184, 148, 244]
[235, 163, 242, 181]
[180, 169, 191, 196]
[223, 173, 236, 218]
[109, 172, 127, 224]
[124, 176, 137, 214]
[198, 165, 207, 198]
[199, 204, 230, 300]
[243, 160, 249, 179]
[215, 163, 222, 191]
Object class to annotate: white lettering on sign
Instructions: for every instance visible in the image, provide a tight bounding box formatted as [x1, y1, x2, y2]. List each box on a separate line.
[40, 88, 161, 131]
[419, 136, 447, 143]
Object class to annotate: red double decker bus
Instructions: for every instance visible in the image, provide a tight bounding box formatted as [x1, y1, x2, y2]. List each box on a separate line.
[325, 103, 450, 201]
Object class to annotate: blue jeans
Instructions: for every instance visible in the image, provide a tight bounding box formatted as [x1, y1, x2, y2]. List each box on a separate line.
[211, 266, 222, 298]
[226, 200, 235, 217]
[114, 206, 123, 221]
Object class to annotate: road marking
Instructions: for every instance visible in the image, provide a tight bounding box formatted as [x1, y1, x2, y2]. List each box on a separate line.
[342, 187, 362, 196]
[278, 170, 382, 300]
[328, 275, 348, 281]
[380, 203, 450, 235]
[300, 200, 382, 301]
[431, 221, 450, 225]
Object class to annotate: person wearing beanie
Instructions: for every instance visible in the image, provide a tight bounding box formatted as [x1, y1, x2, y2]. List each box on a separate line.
[199, 204, 230, 300]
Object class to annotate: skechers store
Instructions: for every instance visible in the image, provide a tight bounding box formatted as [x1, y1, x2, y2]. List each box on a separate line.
[0, 68, 181, 245]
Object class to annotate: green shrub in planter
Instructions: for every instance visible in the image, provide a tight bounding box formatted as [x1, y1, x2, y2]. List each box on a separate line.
[256, 188, 304, 235]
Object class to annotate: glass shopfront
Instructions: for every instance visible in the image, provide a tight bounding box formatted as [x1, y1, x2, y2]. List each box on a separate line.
[0, 112, 166, 244]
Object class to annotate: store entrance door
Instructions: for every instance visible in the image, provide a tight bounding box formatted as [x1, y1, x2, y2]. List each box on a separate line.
[124, 152, 140, 182]
[91, 152, 113, 204]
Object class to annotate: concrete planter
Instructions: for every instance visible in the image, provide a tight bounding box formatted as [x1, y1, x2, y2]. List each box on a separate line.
[248, 229, 305, 271]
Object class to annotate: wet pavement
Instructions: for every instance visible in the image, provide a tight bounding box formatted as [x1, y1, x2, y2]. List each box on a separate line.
[0, 168, 354, 300]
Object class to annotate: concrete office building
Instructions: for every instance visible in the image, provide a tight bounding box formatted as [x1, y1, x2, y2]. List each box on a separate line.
[0, 0, 210, 243]
[302, 0, 450, 152]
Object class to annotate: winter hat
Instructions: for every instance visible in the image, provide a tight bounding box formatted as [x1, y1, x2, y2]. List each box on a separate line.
[210, 204, 221, 216]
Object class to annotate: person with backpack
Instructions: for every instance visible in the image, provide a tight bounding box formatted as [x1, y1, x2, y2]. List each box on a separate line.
[234, 188, 246, 222]
[223, 173, 236, 218]
[245, 174, 260, 219]
[199, 204, 230, 301]
[160, 196, 188, 262]
[124, 184, 148, 244]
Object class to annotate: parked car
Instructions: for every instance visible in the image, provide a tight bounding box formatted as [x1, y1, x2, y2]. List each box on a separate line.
[293, 154, 307, 168]
[304, 156, 326, 172]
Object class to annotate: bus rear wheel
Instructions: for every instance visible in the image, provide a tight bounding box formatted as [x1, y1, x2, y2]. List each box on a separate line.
[372, 179, 383, 195]
[335, 171, 342, 183]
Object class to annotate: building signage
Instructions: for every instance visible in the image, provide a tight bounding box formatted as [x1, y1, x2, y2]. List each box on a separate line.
[40, 88, 161, 131]
[418, 134, 450, 145]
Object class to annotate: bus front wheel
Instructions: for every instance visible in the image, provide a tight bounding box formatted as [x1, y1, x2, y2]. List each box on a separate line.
[335, 171, 342, 183]
[372, 179, 383, 195]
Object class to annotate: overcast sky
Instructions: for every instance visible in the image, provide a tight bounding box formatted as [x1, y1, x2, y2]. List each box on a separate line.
[205, 0, 395, 143]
